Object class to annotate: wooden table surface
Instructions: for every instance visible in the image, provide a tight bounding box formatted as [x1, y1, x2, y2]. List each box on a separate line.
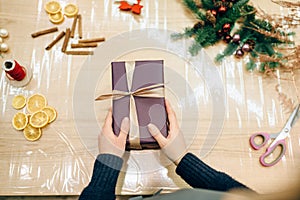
[0, 0, 299, 196]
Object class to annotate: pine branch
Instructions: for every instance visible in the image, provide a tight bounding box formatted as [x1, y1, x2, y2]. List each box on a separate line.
[189, 42, 203, 56]
[182, 0, 199, 13]
[234, 0, 250, 8]
[182, 0, 206, 20]
[246, 59, 256, 71]
[171, 27, 195, 40]
[176, 0, 294, 72]
[222, 42, 239, 56]
[225, 0, 250, 19]
[201, 0, 215, 10]
[215, 53, 226, 63]
[215, 42, 239, 63]
[194, 27, 219, 47]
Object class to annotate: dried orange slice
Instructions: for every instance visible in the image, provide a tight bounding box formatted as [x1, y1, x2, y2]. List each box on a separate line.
[23, 124, 42, 142]
[12, 112, 28, 130]
[64, 3, 78, 17]
[12, 95, 26, 110]
[42, 106, 57, 123]
[27, 93, 47, 113]
[29, 110, 49, 128]
[45, 1, 61, 14]
[49, 12, 64, 24]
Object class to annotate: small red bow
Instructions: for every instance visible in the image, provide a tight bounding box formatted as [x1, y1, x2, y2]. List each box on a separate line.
[119, 1, 132, 11]
[119, 0, 143, 15]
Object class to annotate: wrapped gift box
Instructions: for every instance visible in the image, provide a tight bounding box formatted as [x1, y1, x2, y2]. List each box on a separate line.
[110, 60, 168, 150]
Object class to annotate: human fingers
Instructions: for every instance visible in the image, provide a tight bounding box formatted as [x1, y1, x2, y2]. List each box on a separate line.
[103, 108, 113, 129]
[165, 100, 179, 130]
[118, 117, 129, 142]
[147, 123, 168, 147]
[101, 108, 116, 141]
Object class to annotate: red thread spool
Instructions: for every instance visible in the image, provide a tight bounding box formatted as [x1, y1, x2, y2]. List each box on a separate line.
[2, 60, 26, 81]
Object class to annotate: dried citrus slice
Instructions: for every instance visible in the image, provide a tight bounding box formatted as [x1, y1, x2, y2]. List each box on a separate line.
[12, 95, 26, 110]
[29, 110, 49, 128]
[27, 93, 47, 113]
[64, 3, 78, 17]
[45, 1, 61, 14]
[12, 112, 28, 130]
[49, 12, 64, 24]
[42, 106, 57, 123]
[23, 124, 42, 142]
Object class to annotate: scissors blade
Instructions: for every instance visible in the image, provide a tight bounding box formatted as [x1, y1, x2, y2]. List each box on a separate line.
[291, 104, 300, 127]
[274, 104, 300, 142]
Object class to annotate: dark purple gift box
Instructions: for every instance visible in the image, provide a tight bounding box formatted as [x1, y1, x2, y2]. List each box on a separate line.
[111, 60, 168, 150]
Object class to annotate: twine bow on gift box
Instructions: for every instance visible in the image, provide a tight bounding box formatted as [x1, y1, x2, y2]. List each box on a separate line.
[95, 61, 165, 149]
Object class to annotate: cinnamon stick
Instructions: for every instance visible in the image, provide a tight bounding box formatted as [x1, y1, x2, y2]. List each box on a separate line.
[65, 51, 94, 55]
[70, 15, 78, 38]
[45, 31, 65, 50]
[78, 37, 105, 43]
[31, 27, 58, 38]
[78, 14, 83, 39]
[71, 43, 98, 48]
[61, 28, 71, 52]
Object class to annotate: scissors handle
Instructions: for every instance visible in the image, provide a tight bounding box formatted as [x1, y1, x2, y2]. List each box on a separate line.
[249, 132, 270, 150]
[259, 139, 286, 167]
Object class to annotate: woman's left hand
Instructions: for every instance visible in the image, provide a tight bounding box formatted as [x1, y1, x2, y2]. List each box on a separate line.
[98, 109, 129, 158]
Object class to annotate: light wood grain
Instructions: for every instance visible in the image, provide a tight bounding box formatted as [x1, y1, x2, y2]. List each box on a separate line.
[0, 0, 299, 196]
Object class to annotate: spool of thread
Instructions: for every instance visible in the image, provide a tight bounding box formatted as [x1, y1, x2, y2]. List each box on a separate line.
[2, 60, 26, 81]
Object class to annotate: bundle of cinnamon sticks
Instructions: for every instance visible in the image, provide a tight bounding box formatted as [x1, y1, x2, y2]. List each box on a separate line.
[31, 14, 105, 56]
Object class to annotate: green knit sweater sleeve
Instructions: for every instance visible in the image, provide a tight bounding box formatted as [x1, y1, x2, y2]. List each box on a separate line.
[79, 154, 123, 200]
[176, 153, 250, 191]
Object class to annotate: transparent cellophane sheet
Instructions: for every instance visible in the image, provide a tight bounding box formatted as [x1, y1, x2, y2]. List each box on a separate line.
[0, 0, 300, 196]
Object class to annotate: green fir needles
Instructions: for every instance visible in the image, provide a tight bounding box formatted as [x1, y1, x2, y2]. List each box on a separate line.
[173, 0, 294, 72]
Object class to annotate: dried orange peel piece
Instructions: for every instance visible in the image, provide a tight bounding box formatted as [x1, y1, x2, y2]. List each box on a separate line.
[64, 3, 79, 17]
[45, 1, 61, 14]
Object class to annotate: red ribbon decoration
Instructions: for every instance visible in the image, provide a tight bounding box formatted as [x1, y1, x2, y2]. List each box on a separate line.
[119, 1, 132, 11]
[119, 0, 143, 15]
[131, 1, 143, 15]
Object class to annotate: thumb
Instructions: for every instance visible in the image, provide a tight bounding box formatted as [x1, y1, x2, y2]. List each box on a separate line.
[147, 123, 167, 148]
[118, 117, 129, 141]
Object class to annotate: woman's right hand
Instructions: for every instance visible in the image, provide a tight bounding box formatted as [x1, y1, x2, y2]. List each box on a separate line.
[147, 100, 187, 165]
